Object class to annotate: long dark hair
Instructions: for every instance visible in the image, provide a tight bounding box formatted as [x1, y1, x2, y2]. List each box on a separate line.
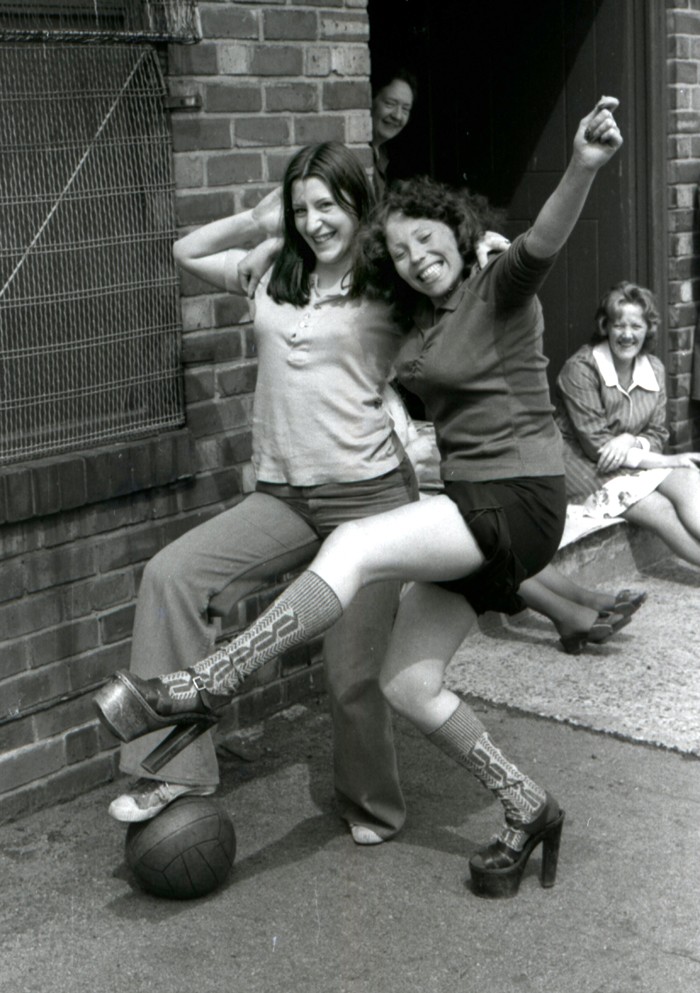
[360, 174, 504, 325]
[267, 142, 375, 306]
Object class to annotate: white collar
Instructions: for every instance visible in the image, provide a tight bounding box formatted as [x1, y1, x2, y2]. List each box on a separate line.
[592, 341, 660, 392]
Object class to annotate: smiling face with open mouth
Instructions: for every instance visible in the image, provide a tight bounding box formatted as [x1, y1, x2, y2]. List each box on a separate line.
[291, 176, 358, 277]
[384, 212, 465, 300]
[606, 302, 648, 366]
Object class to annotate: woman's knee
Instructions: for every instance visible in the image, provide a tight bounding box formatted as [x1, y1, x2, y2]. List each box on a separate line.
[319, 518, 375, 575]
[140, 540, 194, 599]
[379, 664, 439, 722]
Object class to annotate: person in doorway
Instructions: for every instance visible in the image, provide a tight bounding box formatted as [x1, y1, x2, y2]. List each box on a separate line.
[370, 66, 417, 199]
[95, 97, 623, 896]
[556, 280, 700, 563]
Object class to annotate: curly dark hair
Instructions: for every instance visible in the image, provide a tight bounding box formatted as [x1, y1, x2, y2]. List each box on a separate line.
[360, 174, 505, 325]
[592, 281, 660, 353]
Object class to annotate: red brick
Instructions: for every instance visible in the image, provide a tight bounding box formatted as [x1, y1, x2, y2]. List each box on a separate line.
[204, 83, 262, 113]
[186, 396, 251, 437]
[174, 152, 205, 188]
[31, 462, 61, 517]
[57, 456, 88, 511]
[319, 12, 368, 41]
[235, 117, 291, 147]
[266, 83, 319, 113]
[0, 638, 29, 679]
[0, 591, 62, 640]
[178, 468, 243, 511]
[167, 42, 219, 76]
[217, 431, 254, 466]
[65, 725, 100, 764]
[322, 80, 371, 110]
[185, 367, 216, 402]
[294, 115, 346, 145]
[671, 11, 700, 34]
[182, 327, 247, 364]
[218, 362, 258, 396]
[4, 467, 33, 523]
[0, 559, 24, 603]
[68, 643, 131, 698]
[176, 190, 235, 226]
[2, 664, 72, 716]
[100, 604, 136, 645]
[670, 59, 699, 84]
[207, 152, 264, 186]
[199, 5, 258, 38]
[213, 294, 252, 329]
[171, 117, 232, 152]
[0, 739, 65, 793]
[264, 10, 317, 40]
[250, 46, 303, 76]
[97, 525, 164, 573]
[0, 711, 33, 754]
[24, 544, 95, 594]
[28, 618, 100, 668]
[32, 693, 94, 740]
[667, 349, 694, 375]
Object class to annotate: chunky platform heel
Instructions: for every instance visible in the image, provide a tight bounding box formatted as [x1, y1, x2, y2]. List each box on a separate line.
[468, 797, 565, 898]
[93, 670, 219, 770]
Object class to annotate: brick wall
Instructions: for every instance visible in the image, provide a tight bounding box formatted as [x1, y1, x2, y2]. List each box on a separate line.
[666, 0, 700, 447]
[0, 0, 372, 823]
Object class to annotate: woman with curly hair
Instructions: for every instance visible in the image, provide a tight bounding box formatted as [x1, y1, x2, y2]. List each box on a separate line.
[95, 98, 622, 897]
[556, 280, 700, 561]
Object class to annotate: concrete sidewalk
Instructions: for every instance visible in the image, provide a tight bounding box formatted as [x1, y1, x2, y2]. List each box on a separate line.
[1, 685, 698, 993]
[2, 532, 699, 993]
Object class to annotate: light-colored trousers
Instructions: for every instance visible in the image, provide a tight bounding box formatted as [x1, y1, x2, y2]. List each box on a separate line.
[120, 464, 417, 838]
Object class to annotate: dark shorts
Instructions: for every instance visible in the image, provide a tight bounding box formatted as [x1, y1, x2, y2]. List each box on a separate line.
[438, 475, 567, 615]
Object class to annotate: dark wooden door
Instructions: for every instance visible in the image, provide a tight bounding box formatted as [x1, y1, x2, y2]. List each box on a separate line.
[369, 0, 653, 382]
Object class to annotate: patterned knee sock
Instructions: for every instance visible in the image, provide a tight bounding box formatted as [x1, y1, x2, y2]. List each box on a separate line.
[162, 571, 342, 703]
[428, 702, 546, 851]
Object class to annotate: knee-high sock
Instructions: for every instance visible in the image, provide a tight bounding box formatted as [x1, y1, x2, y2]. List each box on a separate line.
[162, 571, 342, 702]
[428, 702, 546, 850]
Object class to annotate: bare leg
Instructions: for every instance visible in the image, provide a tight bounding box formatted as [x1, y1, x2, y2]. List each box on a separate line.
[530, 563, 615, 613]
[378, 583, 560, 884]
[311, 494, 485, 602]
[519, 576, 599, 640]
[379, 582, 477, 732]
[655, 468, 700, 545]
[624, 485, 700, 567]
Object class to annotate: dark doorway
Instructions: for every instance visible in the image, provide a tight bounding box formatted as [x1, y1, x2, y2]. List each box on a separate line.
[368, 0, 658, 382]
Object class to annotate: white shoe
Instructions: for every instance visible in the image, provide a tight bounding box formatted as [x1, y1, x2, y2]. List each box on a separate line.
[350, 824, 384, 845]
[108, 778, 216, 823]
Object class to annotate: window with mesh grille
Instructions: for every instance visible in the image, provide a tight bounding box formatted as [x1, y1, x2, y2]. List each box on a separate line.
[0, 43, 186, 466]
[0, 1, 199, 44]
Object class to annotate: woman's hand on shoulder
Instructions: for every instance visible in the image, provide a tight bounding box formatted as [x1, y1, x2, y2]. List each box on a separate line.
[475, 231, 511, 269]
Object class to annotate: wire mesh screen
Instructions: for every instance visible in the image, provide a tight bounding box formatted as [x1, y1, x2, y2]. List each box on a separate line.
[0, 44, 185, 465]
[0, 1, 199, 44]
